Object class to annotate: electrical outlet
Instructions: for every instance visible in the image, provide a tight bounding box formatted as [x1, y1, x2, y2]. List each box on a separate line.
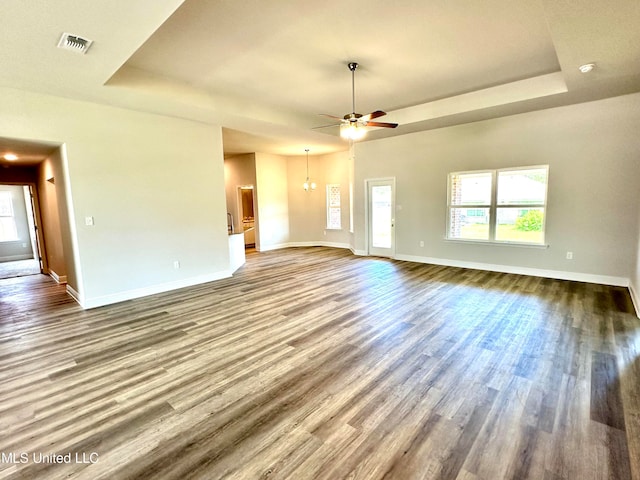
[566, 251, 573, 260]
[419, 240, 424, 247]
[173, 261, 180, 269]
[85, 216, 94, 226]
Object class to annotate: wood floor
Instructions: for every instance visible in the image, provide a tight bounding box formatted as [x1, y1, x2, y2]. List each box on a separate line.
[1, 247, 639, 480]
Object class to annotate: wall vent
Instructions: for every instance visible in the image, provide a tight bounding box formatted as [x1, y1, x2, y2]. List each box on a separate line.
[57, 33, 93, 54]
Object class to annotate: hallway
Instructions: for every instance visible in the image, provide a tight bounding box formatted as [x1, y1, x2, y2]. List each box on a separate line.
[0, 258, 40, 279]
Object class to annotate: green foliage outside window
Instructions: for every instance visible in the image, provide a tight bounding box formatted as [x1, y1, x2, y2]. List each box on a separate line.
[515, 210, 543, 232]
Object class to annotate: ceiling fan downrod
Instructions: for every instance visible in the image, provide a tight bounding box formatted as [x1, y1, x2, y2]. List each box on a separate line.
[348, 62, 358, 115]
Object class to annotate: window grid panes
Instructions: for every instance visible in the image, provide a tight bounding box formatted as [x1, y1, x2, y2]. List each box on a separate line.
[448, 171, 492, 241]
[448, 166, 548, 244]
[326, 184, 341, 230]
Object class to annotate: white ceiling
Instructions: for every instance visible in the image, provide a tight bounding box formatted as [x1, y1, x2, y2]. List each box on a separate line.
[0, 137, 58, 167]
[0, 0, 639, 160]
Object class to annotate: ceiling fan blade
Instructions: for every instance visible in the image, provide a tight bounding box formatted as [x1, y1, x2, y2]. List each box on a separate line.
[312, 123, 341, 130]
[365, 121, 398, 128]
[360, 110, 387, 122]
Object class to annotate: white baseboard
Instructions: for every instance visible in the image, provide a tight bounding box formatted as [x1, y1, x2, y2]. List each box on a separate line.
[80, 270, 232, 310]
[257, 242, 290, 252]
[288, 241, 351, 249]
[49, 270, 67, 284]
[66, 284, 83, 305]
[394, 253, 629, 287]
[629, 282, 640, 318]
[258, 241, 351, 252]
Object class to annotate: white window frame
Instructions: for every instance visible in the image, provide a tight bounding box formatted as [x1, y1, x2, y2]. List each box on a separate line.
[446, 165, 549, 245]
[349, 181, 354, 233]
[326, 184, 341, 230]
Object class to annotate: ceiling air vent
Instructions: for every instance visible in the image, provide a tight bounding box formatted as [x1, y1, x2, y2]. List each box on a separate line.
[57, 33, 93, 54]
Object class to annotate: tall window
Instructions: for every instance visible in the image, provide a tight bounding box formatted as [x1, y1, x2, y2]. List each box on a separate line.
[326, 184, 341, 230]
[447, 166, 548, 244]
[0, 191, 19, 242]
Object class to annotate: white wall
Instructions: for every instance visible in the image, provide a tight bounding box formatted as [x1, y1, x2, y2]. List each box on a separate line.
[354, 93, 640, 286]
[228, 151, 351, 251]
[255, 153, 289, 250]
[0, 86, 229, 308]
[38, 150, 69, 282]
[287, 151, 351, 248]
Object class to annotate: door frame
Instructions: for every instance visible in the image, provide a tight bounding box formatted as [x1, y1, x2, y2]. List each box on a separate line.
[0, 181, 47, 274]
[26, 184, 45, 273]
[236, 185, 257, 247]
[364, 177, 396, 258]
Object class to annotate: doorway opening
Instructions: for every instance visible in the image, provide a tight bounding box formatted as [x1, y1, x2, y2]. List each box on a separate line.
[1, 138, 71, 289]
[237, 186, 256, 249]
[0, 184, 43, 279]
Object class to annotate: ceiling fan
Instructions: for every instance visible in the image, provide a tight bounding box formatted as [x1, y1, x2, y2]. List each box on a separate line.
[317, 62, 398, 141]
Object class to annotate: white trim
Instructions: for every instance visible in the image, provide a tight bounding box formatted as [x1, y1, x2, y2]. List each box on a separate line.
[257, 242, 292, 252]
[66, 284, 83, 305]
[365, 177, 396, 258]
[394, 253, 629, 287]
[0, 254, 34, 262]
[49, 270, 68, 284]
[290, 241, 351, 249]
[444, 238, 549, 249]
[629, 282, 640, 318]
[79, 271, 232, 310]
[259, 241, 351, 252]
[60, 143, 86, 304]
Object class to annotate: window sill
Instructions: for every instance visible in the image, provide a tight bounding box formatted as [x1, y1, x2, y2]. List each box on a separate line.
[444, 238, 549, 249]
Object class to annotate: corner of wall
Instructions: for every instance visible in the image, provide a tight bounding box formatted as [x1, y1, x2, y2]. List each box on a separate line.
[630, 281, 640, 319]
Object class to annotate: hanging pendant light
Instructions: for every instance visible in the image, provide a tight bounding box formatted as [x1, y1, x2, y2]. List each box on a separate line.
[303, 148, 316, 191]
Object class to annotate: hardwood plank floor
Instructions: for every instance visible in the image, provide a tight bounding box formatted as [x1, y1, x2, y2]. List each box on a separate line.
[1, 247, 639, 480]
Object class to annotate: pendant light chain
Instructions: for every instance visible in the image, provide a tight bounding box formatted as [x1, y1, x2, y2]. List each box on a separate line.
[303, 148, 316, 192]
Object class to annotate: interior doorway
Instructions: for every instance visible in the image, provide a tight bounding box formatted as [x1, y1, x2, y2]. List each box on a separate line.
[237, 185, 256, 248]
[0, 184, 44, 279]
[366, 178, 396, 258]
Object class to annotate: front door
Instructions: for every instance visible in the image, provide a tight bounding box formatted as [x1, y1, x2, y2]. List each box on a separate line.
[367, 178, 395, 257]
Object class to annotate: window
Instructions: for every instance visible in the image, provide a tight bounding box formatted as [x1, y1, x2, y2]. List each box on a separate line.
[0, 191, 19, 242]
[326, 184, 341, 230]
[447, 166, 548, 244]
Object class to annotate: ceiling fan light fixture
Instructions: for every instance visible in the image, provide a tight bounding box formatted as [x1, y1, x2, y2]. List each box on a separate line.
[340, 123, 367, 141]
[315, 61, 398, 139]
[578, 63, 595, 73]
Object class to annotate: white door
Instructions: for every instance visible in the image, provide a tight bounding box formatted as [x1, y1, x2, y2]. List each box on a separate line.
[367, 178, 395, 257]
